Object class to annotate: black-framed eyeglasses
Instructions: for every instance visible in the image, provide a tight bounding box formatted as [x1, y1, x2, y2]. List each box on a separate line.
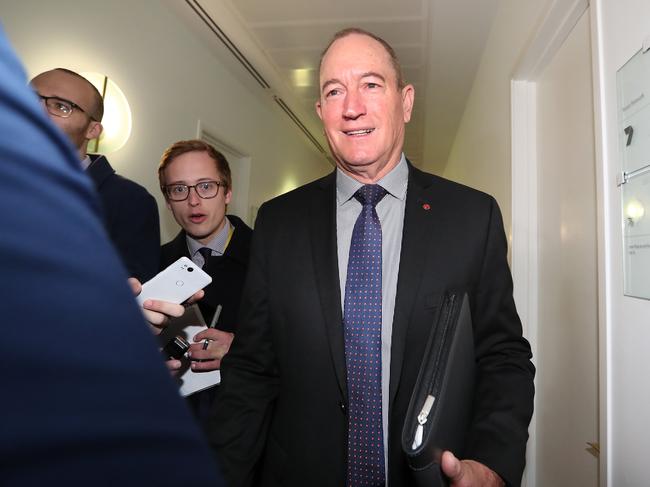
[37, 94, 97, 121]
[163, 180, 226, 201]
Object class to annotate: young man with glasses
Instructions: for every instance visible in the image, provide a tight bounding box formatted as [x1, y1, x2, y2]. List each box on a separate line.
[158, 139, 252, 432]
[31, 68, 160, 282]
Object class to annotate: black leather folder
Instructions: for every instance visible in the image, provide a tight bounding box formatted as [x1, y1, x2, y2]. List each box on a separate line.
[401, 293, 475, 487]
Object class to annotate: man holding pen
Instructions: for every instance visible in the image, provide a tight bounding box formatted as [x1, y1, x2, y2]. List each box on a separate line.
[157, 139, 252, 430]
[199, 303, 223, 354]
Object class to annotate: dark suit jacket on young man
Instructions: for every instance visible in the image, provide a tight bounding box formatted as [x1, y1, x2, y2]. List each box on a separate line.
[212, 163, 535, 487]
[161, 215, 252, 428]
[160, 214, 252, 332]
[87, 153, 160, 282]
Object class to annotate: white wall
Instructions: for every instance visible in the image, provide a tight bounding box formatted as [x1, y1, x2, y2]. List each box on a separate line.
[0, 0, 331, 241]
[441, 0, 550, 239]
[449, 2, 601, 485]
[535, 11, 598, 486]
[591, 1, 650, 485]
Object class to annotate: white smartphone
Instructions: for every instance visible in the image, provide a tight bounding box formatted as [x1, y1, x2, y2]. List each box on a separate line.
[136, 256, 212, 306]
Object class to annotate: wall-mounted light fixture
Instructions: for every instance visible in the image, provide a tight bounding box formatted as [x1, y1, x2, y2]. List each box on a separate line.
[625, 198, 645, 226]
[81, 72, 131, 154]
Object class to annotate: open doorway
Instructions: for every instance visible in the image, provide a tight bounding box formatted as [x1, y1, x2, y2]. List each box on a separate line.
[198, 122, 253, 226]
[511, 3, 598, 486]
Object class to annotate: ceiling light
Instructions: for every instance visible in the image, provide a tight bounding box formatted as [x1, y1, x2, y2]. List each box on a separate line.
[291, 68, 313, 88]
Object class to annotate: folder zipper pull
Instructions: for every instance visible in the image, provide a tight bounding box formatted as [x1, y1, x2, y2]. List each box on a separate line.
[411, 394, 436, 450]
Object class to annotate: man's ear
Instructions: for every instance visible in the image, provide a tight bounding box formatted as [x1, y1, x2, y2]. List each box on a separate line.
[224, 188, 233, 205]
[401, 84, 415, 123]
[86, 121, 103, 141]
[315, 99, 323, 121]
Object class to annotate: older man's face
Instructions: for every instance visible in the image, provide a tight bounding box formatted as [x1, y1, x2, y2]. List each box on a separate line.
[316, 33, 414, 182]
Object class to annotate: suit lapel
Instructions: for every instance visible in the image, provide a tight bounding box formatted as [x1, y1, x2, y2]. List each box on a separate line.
[86, 154, 114, 190]
[171, 232, 191, 263]
[389, 166, 437, 409]
[176, 231, 191, 258]
[160, 231, 190, 268]
[307, 166, 440, 405]
[309, 172, 348, 401]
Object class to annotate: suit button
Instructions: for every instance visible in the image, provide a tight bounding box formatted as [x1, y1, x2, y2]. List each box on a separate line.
[339, 401, 347, 415]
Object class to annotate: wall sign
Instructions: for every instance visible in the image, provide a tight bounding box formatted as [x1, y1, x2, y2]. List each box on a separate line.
[617, 42, 650, 299]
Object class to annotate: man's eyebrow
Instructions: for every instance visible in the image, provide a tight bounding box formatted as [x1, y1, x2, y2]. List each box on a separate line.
[166, 177, 216, 185]
[321, 72, 388, 92]
[38, 93, 68, 102]
[321, 78, 342, 93]
[360, 72, 386, 82]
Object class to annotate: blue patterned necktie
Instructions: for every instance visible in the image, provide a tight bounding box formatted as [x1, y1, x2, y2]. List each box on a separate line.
[344, 184, 387, 487]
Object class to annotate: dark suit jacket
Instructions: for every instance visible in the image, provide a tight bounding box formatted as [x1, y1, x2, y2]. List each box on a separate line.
[0, 29, 223, 485]
[212, 165, 535, 487]
[160, 215, 252, 332]
[161, 215, 252, 433]
[88, 154, 160, 282]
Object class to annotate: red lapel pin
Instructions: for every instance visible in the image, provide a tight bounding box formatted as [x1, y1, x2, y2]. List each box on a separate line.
[422, 203, 431, 211]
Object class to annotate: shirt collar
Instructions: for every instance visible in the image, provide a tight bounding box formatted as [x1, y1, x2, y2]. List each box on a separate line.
[336, 153, 408, 206]
[186, 216, 232, 257]
[81, 155, 92, 171]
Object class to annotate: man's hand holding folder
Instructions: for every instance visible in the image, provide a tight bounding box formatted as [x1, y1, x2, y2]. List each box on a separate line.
[442, 452, 505, 487]
[402, 293, 506, 487]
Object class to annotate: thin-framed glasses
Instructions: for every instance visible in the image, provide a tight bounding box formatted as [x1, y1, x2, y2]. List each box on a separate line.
[163, 180, 225, 201]
[37, 94, 97, 121]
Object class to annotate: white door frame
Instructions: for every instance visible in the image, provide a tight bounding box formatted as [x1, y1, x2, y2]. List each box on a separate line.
[197, 120, 253, 225]
[510, 1, 590, 486]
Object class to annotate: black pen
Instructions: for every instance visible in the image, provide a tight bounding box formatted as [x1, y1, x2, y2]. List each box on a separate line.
[202, 304, 222, 350]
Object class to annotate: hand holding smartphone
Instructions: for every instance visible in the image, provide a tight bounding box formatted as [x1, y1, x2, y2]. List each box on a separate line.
[136, 256, 212, 306]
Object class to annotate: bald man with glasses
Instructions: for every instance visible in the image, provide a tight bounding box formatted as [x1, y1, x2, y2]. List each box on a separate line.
[31, 68, 160, 282]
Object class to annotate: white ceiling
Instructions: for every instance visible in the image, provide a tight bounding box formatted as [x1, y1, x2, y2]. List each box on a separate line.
[173, 0, 498, 173]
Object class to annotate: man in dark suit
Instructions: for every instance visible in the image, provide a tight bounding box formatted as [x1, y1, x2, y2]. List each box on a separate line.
[158, 140, 252, 427]
[0, 26, 224, 485]
[212, 28, 534, 487]
[31, 68, 160, 282]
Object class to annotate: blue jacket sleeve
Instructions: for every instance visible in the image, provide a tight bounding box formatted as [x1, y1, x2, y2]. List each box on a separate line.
[0, 27, 224, 485]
